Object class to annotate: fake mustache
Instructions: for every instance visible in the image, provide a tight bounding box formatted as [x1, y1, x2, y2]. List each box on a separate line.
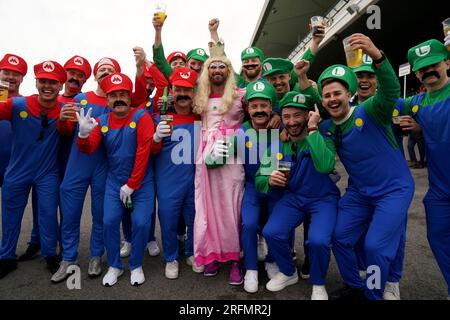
[243, 64, 259, 69]
[68, 78, 80, 87]
[98, 72, 110, 81]
[421, 71, 440, 82]
[176, 95, 192, 102]
[113, 100, 128, 108]
[252, 111, 270, 118]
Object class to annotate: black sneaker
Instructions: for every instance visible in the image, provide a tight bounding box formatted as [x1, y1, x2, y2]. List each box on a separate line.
[18, 243, 40, 261]
[300, 256, 310, 280]
[45, 256, 61, 275]
[0, 259, 18, 279]
[329, 284, 367, 301]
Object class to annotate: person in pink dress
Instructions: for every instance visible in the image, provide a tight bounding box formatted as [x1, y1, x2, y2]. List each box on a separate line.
[192, 45, 246, 285]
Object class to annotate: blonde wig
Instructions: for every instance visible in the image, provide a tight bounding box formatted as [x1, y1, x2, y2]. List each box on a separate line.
[193, 55, 238, 115]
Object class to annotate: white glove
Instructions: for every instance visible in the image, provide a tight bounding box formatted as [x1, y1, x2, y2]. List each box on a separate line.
[120, 184, 134, 206]
[153, 120, 171, 143]
[445, 31, 450, 46]
[77, 107, 98, 138]
[210, 139, 229, 162]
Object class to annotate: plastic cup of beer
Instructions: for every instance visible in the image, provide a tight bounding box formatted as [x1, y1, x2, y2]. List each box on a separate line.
[443, 18, 450, 50]
[154, 2, 167, 25]
[442, 18, 450, 36]
[70, 103, 82, 122]
[343, 36, 363, 68]
[160, 114, 173, 133]
[278, 160, 292, 180]
[0, 80, 9, 102]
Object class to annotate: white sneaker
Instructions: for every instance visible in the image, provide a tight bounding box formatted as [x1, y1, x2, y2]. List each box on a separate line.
[383, 281, 400, 300]
[120, 241, 132, 258]
[186, 256, 204, 273]
[265, 262, 280, 280]
[51, 261, 77, 283]
[257, 235, 268, 262]
[147, 241, 160, 257]
[266, 271, 299, 292]
[165, 261, 179, 279]
[311, 285, 329, 300]
[130, 267, 145, 286]
[102, 267, 124, 287]
[244, 270, 259, 293]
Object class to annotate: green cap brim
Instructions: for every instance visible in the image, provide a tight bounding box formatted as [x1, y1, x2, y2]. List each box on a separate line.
[263, 69, 288, 78]
[246, 92, 273, 103]
[353, 64, 375, 74]
[280, 103, 310, 110]
[412, 55, 447, 72]
[242, 53, 261, 61]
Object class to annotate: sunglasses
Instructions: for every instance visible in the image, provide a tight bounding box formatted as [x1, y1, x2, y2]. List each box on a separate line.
[209, 63, 227, 70]
[36, 113, 49, 142]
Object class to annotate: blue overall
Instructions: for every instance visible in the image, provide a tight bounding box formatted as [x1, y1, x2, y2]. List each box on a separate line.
[1, 120, 41, 248]
[59, 92, 108, 262]
[99, 109, 154, 270]
[154, 112, 198, 262]
[0, 97, 60, 259]
[236, 122, 280, 271]
[324, 106, 415, 300]
[410, 92, 450, 295]
[122, 97, 157, 246]
[354, 98, 407, 283]
[262, 138, 340, 285]
[0, 120, 12, 186]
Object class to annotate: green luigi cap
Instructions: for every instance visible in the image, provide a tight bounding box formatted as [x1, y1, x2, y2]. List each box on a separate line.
[186, 48, 209, 63]
[241, 47, 264, 62]
[279, 92, 313, 110]
[352, 54, 375, 74]
[318, 64, 358, 95]
[262, 58, 294, 77]
[245, 80, 276, 104]
[408, 39, 448, 72]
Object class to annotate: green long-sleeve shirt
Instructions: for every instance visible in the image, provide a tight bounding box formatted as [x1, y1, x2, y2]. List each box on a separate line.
[153, 44, 173, 81]
[255, 131, 336, 194]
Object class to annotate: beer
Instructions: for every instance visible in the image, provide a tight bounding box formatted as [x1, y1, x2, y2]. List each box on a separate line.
[278, 161, 292, 180]
[154, 3, 167, 25]
[159, 86, 173, 133]
[69, 104, 81, 122]
[443, 18, 450, 50]
[392, 116, 410, 136]
[310, 16, 330, 36]
[160, 114, 173, 133]
[343, 36, 363, 68]
[0, 80, 9, 102]
[310, 16, 324, 36]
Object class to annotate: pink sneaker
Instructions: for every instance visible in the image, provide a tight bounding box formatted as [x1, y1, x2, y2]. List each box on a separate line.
[229, 262, 243, 285]
[204, 261, 220, 277]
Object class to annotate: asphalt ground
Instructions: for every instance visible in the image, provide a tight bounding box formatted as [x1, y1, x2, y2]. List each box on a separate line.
[0, 146, 448, 302]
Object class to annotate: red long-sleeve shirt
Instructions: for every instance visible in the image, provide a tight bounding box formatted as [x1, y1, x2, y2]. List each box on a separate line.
[0, 95, 76, 135]
[77, 108, 156, 190]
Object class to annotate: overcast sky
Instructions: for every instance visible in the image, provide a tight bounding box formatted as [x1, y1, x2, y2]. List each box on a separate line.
[1, 0, 265, 95]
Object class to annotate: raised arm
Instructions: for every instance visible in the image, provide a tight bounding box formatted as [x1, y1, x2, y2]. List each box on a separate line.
[350, 34, 400, 127]
[152, 14, 173, 80]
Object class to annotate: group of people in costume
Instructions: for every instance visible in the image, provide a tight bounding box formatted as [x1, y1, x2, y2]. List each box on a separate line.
[0, 14, 449, 301]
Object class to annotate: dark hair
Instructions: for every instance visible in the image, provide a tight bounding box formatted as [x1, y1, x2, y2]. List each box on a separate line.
[321, 78, 349, 91]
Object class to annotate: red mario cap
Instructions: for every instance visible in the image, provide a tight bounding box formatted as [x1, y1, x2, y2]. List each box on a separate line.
[167, 51, 186, 64]
[0, 54, 28, 76]
[34, 60, 67, 83]
[93, 57, 121, 76]
[100, 73, 133, 94]
[169, 67, 198, 88]
[64, 55, 92, 79]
